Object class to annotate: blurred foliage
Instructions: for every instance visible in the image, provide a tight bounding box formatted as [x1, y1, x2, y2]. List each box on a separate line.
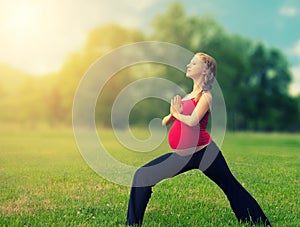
[0, 2, 299, 131]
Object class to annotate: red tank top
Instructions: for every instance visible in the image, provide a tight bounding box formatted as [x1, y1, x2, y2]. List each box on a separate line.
[168, 98, 211, 150]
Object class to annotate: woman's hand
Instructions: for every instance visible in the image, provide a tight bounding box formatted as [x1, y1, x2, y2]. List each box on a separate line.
[170, 95, 183, 115]
[162, 95, 182, 126]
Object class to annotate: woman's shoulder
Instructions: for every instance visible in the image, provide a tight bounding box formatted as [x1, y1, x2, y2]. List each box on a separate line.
[198, 91, 212, 111]
[201, 90, 212, 100]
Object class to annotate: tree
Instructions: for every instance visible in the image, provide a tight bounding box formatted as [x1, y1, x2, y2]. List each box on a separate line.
[242, 43, 297, 130]
[151, 2, 188, 46]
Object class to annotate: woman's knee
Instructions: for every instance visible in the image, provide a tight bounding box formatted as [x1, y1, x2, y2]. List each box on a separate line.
[132, 167, 153, 187]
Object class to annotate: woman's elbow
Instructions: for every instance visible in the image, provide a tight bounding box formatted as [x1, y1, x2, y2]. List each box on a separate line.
[186, 120, 198, 127]
[185, 115, 201, 127]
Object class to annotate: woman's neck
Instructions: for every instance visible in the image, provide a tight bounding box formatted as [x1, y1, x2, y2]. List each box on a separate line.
[191, 83, 202, 95]
[184, 84, 202, 100]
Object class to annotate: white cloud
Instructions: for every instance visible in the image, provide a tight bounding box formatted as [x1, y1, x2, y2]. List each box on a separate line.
[286, 40, 300, 58]
[290, 66, 300, 96]
[279, 6, 297, 17]
[293, 40, 300, 56]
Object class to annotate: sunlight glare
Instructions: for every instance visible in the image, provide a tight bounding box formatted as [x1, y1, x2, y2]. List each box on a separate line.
[5, 3, 39, 39]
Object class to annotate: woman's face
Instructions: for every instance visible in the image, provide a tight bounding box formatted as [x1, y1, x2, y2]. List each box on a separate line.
[186, 55, 206, 79]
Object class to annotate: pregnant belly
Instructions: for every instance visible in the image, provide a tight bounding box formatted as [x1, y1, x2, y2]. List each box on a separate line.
[168, 121, 201, 150]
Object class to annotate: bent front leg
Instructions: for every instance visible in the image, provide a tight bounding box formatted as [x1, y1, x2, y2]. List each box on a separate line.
[126, 152, 193, 226]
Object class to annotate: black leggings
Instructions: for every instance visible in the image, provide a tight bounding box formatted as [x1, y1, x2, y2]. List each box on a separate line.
[126, 142, 271, 226]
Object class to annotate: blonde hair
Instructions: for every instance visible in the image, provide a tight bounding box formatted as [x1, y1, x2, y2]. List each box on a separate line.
[194, 52, 217, 102]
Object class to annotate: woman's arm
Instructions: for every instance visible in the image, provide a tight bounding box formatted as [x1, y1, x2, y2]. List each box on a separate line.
[171, 93, 212, 127]
[162, 113, 175, 126]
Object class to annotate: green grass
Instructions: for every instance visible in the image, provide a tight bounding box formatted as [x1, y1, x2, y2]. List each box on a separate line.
[0, 126, 299, 226]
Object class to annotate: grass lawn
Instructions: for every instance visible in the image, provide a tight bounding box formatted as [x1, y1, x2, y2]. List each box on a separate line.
[0, 126, 299, 226]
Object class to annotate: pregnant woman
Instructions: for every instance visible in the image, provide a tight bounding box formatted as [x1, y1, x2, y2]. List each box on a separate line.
[126, 53, 271, 226]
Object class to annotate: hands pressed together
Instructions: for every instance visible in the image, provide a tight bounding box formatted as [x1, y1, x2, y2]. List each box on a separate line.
[170, 95, 183, 116]
[162, 95, 183, 126]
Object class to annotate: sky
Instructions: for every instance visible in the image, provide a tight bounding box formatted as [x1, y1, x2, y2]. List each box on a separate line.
[0, 0, 299, 95]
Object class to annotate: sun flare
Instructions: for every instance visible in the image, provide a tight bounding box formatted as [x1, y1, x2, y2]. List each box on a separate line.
[4, 2, 41, 40]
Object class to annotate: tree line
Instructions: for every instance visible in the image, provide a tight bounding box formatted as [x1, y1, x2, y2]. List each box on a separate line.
[1, 2, 299, 131]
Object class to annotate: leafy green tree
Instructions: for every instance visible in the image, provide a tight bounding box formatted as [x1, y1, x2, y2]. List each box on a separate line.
[243, 43, 298, 130]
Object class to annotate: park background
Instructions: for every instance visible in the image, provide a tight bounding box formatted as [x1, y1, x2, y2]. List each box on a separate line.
[1, 1, 299, 226]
